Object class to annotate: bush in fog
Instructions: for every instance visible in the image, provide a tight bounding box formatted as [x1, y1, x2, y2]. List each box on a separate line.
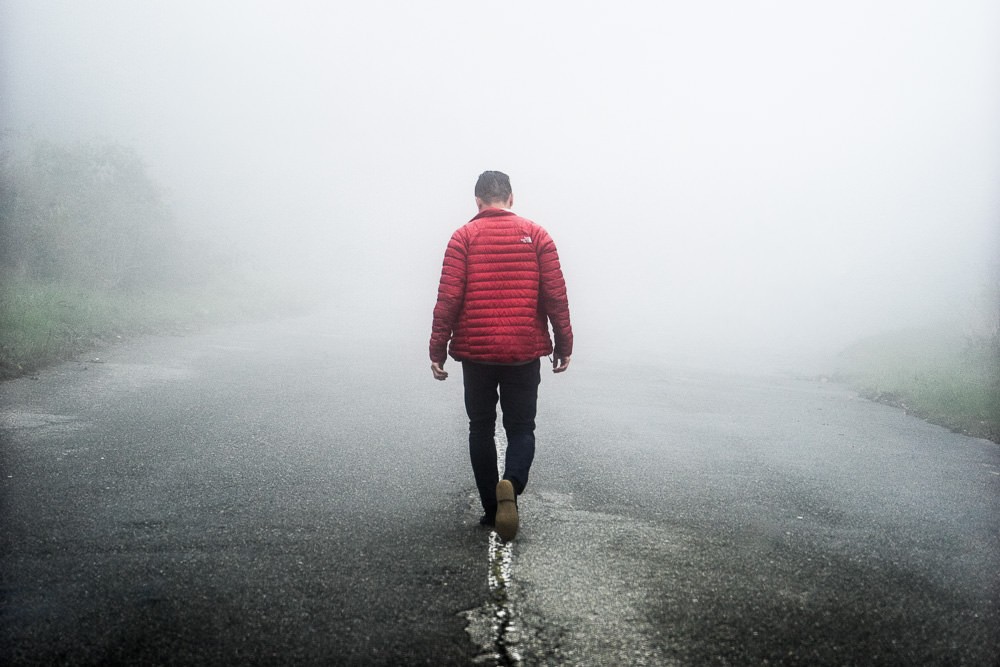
[836, 307, 999, 443]
[0, 133, 183, 289]
[0, 133, 312, 377]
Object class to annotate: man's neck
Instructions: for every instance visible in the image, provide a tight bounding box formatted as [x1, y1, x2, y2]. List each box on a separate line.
[475, 196, 513, 212]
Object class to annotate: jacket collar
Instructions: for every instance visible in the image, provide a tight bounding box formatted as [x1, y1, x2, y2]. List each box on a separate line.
[470, 207, 515, 222]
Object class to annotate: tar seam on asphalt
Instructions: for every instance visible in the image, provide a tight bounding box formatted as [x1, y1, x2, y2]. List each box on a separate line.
[463, 421, 526, 666]
[488, 531, 521, 666]
[491, 422, 523, 665]
[462, 520, 525, 665]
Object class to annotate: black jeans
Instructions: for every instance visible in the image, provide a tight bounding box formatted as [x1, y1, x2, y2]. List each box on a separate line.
[462, 359, 541, 514]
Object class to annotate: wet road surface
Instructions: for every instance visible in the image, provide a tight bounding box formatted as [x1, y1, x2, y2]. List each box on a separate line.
[2, 310, 998, 665]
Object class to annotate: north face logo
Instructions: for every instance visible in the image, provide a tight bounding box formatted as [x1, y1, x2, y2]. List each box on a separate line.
[520, 236, 532, 244]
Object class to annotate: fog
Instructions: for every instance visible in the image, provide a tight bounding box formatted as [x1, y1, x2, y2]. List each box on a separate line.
[2, 1, 998, 371]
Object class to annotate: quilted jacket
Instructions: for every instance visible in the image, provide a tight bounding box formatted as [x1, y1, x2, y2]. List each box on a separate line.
[429, 208, 573, 365]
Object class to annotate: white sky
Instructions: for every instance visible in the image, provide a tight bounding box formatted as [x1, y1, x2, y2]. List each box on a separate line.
[2, 1, 998, 366]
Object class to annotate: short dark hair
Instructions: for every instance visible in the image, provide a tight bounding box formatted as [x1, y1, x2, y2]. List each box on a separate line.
[474, 171, 512, 204]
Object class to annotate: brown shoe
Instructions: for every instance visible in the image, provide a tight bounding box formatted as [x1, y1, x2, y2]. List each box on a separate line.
[495, 480, 518, 541]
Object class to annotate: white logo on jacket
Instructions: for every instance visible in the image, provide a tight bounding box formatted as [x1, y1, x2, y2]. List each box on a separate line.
[520, 236, 532, 244]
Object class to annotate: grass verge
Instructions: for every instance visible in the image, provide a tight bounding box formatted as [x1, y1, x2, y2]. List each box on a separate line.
[0, 275, 314, 379]
[834, 325, 999, 443]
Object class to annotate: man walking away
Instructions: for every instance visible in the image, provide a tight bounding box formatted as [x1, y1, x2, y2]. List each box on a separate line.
[429, 171, 573, 541]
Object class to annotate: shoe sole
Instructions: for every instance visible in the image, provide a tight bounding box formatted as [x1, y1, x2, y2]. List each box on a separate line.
[495, 480, 518, 541]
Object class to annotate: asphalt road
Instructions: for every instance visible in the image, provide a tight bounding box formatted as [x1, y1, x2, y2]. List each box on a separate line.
[2, 310, 998, 665]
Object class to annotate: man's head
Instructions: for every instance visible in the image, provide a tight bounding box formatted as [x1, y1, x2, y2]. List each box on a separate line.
[475, 170, 513, 210]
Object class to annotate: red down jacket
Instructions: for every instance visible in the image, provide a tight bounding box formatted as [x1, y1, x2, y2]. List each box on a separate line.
[429, 208, 573, 365]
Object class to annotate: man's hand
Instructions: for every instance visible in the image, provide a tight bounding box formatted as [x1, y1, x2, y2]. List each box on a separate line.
[431, 362, 449, 381]
[552, 354, 571, 373]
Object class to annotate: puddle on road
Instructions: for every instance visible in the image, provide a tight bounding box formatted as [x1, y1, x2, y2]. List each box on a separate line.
[1, 412, 80, 429]
[0, 411, 87, 438]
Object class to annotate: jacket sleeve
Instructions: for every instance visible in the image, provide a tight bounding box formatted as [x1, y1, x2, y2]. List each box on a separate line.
[535, 227, 574, 358]
[429, 229, 468, 364]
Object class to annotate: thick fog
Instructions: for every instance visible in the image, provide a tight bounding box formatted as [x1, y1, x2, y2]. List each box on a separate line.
[2, 1, 998, 370]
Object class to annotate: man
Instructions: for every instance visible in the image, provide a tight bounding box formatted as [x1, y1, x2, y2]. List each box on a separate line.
[429, 170, 573, 541]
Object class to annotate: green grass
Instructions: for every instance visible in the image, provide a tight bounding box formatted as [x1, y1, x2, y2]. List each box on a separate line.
[0, 275, 314, 378]
[835, 325, 1000, 443]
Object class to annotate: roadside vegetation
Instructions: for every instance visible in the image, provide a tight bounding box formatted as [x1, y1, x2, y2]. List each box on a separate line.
[835, 310, 1000, 443]
[0, 276, 302, 378]
[0, 132, 310, 379]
